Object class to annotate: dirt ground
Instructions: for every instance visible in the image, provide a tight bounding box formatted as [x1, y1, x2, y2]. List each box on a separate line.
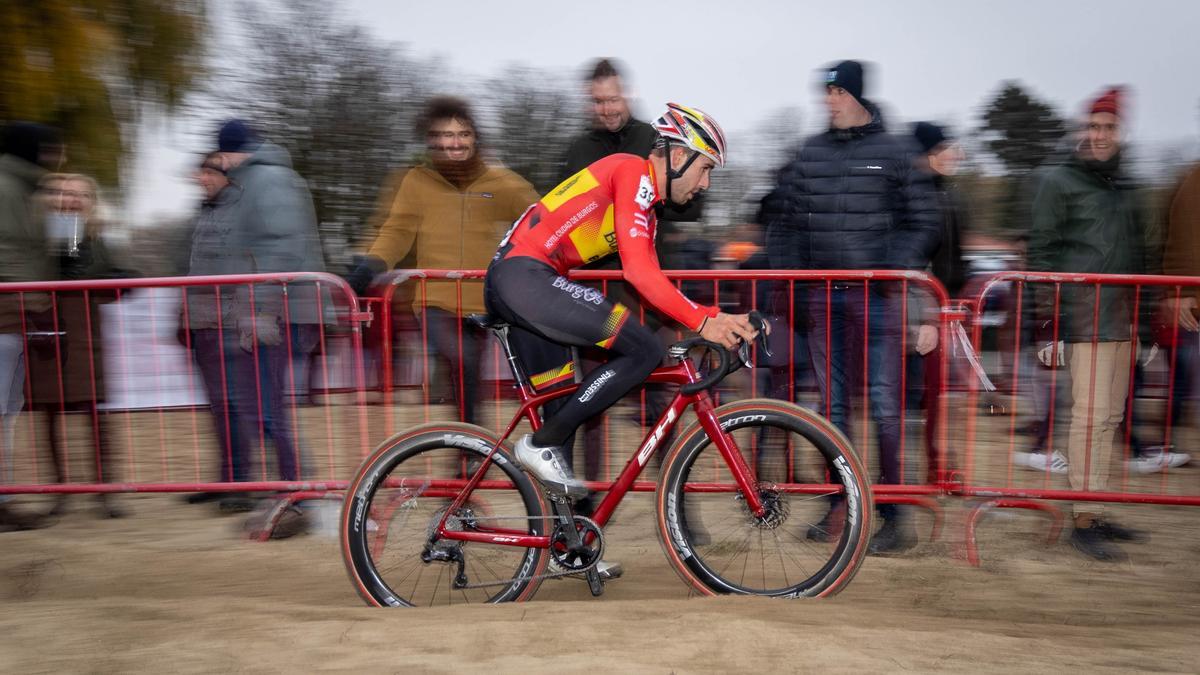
[2, 488, 1199, 674]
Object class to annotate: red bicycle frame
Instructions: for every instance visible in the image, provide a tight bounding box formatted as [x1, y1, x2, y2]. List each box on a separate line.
[429, 356, 767, 549]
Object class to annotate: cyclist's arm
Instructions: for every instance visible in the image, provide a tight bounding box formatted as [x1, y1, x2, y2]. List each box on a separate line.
[612, 168, 717, 331]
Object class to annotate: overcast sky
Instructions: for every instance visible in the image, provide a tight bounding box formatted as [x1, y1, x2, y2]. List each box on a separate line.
[129, 0, 1200, 225]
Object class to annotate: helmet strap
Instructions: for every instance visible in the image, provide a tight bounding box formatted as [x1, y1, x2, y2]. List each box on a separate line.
[663, 141, 700, 205]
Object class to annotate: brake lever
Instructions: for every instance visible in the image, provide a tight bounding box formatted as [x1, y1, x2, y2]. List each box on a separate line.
[735, 312, 773, 369]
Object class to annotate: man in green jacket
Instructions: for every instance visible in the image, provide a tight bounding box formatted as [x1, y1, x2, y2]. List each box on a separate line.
[0, 122, 63, 531]
[1026, 88, 1158, 561]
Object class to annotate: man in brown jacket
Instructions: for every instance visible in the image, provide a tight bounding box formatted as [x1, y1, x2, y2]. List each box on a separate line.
[1164, 161, 1200, 328]
[349, 97, 539, 425]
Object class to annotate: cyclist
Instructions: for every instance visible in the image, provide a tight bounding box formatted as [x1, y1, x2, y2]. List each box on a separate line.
[485, 103, 759, 497]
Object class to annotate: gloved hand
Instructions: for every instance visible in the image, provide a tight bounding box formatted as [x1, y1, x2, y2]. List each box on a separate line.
[238, 314, 282, 352]
[1037, 340, 1066, 368]
[346, 254, 387, 296]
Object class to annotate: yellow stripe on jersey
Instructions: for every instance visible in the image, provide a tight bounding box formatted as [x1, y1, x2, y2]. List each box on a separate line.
[541, 168, 600, 212]
[568, 204, 617, 264]
[595, 303, 629, 349]
[529, 361, 575, 390]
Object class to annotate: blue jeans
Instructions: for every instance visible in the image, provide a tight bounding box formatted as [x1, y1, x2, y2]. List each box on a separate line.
[236, 323, 320, 482]
[192, 328, 251, 483]
[805, 287, 903, 487]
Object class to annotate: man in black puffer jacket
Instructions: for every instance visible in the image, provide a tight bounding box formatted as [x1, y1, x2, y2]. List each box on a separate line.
[762, 60, 940, 555]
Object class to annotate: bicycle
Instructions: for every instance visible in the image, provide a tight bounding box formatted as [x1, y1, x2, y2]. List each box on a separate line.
[341, 311, 873, 606]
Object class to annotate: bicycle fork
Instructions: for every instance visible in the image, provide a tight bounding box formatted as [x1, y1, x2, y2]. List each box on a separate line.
[691, 393, 768, 517]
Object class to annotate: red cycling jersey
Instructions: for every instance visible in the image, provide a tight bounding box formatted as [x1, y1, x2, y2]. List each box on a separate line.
[497, 153, 717, 330]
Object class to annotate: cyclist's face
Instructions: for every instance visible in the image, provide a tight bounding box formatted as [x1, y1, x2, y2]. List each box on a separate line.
[590, 76, 631, 132]
[1084, 112, 1120, 162]
[670, 152, 716, 204]
[428, 118, 477, 162]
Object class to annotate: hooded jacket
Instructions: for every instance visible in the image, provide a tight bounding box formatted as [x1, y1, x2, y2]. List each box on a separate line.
[0, 153, 52, 332]
[223, 142, 329, 324]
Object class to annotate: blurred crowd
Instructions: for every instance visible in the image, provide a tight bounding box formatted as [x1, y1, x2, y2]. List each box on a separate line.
[2, 56, 1199, 561]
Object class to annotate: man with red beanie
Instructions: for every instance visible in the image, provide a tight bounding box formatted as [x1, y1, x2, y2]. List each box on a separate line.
[1027, 87, 1160, 561]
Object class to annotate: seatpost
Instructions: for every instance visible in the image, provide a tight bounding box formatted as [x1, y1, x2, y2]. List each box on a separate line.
[494, 326, 533, 398]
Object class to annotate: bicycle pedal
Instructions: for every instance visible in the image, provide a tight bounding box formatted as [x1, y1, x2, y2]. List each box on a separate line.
[586, 568, 605, 597]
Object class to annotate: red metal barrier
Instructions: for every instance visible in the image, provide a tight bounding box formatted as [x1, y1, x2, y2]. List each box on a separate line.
[0, 272, 371, 496]
[368, 268, 954, 539]
[960, 271, 1200, 562]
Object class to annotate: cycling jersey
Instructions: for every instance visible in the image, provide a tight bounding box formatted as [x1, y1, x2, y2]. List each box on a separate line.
[496, 153, 717, 331]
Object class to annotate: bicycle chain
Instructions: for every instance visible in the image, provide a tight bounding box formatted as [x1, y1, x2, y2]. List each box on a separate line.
[447, 514, 605, 590]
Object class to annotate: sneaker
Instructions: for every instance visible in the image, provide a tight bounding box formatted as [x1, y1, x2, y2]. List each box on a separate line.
[270, 505, 310, 540]
[1127, 448, 1191, 474]
[1094, 518, 1147, 543]
[218, 492, 257, 514]
[0, 503, 49, 532]
[867, 516, 917, 556]
[512, 435, 587, 498]
[96, 494, 127, 519]
[1069, 523, 1127, 562]
[1014, 450, 1069, 474]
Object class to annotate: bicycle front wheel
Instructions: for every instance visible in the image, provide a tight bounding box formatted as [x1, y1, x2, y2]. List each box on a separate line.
[341, 423, 549, 607]
[656, 399, 872, 597]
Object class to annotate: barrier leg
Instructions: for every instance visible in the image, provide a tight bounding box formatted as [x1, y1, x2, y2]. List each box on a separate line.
[964, 498, 1064, 567]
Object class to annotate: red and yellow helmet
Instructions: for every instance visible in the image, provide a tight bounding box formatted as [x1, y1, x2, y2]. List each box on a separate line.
[652, 102, 728, 167]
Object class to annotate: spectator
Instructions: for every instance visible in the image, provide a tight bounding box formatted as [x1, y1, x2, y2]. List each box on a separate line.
[558, 59, 703, 497]
[762, 60, 940, 555]
[911, 122, 969, 483]
[32, 173, 129, 518]
[182, 152, 254, 510]
[216, 119, 328, 533]
[1142, 119, 1200, 472]
[0, 122, 63, 531]
[348, 97, 539, 429]
[1026, 87, 1158, 561]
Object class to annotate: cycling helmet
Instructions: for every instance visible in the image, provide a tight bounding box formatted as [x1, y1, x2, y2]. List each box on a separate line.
[652, 102, 728, 168]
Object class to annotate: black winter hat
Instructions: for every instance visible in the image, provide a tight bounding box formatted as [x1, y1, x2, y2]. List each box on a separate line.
[913, 121, 951, 154]
[822, 60, 867, 106]
[1, 122, 63, 166]
[217, 119, 261, 153]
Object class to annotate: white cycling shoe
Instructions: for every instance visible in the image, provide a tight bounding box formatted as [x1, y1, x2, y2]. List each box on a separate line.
[513, 435, 588, 498]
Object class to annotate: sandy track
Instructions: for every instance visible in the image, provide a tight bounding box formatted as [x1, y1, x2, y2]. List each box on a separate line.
[2, 491, 1199, 673]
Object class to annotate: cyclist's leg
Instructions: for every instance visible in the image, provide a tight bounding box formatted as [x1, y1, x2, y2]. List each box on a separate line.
[486, 257, 664, 447]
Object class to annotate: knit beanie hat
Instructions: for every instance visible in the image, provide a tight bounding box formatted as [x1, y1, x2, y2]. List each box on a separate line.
[1089, 87, 1123, 117]
[217, 119, 261, 153]
[913, 121, 951, 154]
[822, 60, 867, 107]
[1, 122, 62, 166]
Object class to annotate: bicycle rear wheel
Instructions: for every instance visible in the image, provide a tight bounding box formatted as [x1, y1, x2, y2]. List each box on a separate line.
[341, 423, 549, 607]
[656, 399, 872, 597]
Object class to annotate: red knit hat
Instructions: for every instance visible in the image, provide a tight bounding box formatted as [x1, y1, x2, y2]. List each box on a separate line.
[1089, 87, 1123, 117]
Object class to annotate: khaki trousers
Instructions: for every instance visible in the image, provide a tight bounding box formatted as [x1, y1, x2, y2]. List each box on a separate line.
[1066, 341, 1133, 516]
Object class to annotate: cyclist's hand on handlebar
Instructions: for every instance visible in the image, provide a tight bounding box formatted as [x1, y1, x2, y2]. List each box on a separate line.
[700, 312, 758, 350]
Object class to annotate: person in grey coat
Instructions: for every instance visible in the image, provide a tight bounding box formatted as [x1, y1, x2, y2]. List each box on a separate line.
[0, 122, 63, 531]
[182, 151, 255, 508]
[210, 120, 327, 510]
